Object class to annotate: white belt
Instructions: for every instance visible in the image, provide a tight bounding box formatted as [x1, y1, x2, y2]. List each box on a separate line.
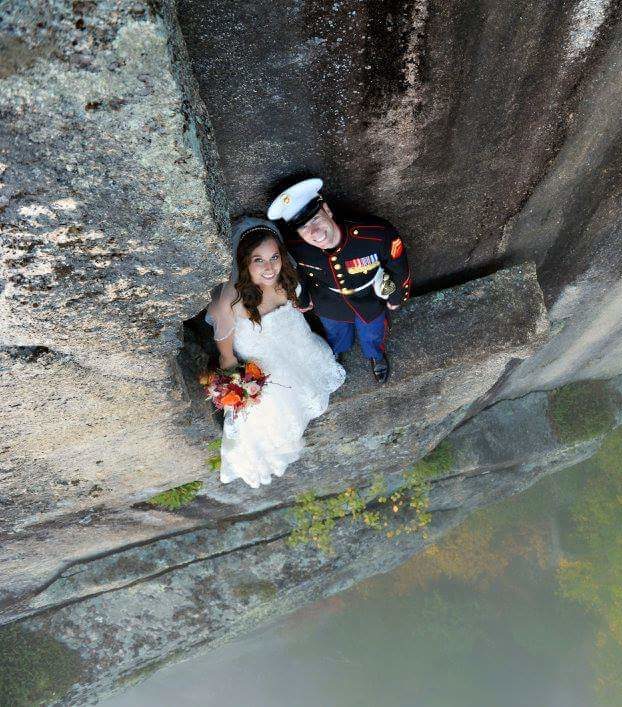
[327, 276, 375, 294]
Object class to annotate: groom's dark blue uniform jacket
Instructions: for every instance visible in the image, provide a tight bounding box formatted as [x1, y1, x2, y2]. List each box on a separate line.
[286, 215, 411, 323]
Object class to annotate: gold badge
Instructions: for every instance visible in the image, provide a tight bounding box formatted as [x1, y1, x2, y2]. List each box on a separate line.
[381, 272, 396, 297]
[283, 195, 291, 204]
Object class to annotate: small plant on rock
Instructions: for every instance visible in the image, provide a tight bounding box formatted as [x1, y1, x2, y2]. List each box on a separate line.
[288, 442, 454, 554]
[205, 438, 221, 472]
[146, 480, 202, 510]
[288, 487, 376, 555]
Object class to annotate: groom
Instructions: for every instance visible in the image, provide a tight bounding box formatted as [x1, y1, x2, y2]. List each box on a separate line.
[267, 178, 411, 383]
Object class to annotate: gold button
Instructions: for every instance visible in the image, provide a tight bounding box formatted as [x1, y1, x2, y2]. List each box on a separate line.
[309, 272, 314, 277]
[353, 229, 359, 235]
[342, 288, 352, 295]
[330, 256, 337, 262]
[337, 274, 344, 280]
[334, 264, 341, 270]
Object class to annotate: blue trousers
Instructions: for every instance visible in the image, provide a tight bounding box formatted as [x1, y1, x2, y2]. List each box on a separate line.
[319, 312, 387, 360]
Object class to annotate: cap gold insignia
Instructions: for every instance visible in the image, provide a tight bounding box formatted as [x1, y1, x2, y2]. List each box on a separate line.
[283, 195, 291, 204]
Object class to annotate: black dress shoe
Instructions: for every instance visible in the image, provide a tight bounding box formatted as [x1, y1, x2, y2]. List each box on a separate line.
[371, 354, 390, 384]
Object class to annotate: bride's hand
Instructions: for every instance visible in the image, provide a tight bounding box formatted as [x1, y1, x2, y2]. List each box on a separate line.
[219, 355, 239, 370]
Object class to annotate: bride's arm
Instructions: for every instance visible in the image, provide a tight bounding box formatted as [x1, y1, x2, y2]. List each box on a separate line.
[215, 333, 238, 370]
[206, 282, 239, 369]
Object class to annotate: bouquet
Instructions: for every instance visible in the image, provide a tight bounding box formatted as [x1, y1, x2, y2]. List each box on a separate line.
[199, 361, 268, 417]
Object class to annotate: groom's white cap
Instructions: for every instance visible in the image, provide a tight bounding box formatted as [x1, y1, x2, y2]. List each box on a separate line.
[267, 177, 324, 226]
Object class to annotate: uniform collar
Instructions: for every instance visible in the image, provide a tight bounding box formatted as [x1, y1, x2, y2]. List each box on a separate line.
[323, 223, 346, 254]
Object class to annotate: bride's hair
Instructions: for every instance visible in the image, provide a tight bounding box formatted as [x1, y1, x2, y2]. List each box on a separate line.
[234, 230, 299, 326]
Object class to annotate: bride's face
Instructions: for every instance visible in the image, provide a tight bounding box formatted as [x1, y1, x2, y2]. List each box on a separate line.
[248, 237, 282, 288]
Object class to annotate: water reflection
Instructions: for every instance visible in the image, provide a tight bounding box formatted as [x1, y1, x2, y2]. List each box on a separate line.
[104, 428, 622, 707]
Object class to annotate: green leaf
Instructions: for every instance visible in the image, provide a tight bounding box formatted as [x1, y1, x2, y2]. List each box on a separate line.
[206, 439, 221, 452]
[206, 455, 221, 471]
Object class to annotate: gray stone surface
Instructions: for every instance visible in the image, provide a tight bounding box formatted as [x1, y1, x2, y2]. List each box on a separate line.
[176, 0, 617, 278]
[0, 0, 225, 588]
[0, 0, 228, 373]
[5, 380, 619, 705]
[0, 0, 229, 542]
[499, 14, 622, 395]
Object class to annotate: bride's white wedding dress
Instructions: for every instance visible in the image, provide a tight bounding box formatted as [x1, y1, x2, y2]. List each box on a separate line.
[219, 301, 345, 488]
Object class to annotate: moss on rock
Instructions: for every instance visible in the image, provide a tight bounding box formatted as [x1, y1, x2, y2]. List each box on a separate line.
[146, 480, 202, 510]
[232, 581, 278, 602]
[0, 623, 83, 706]
[593, 425, 622, 474]
[548, 381, 617, 444]
[411, 439, 455, 479]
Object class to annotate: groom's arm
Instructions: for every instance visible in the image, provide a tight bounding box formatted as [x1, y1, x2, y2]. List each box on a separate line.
[294, 264, 313, 311]
[380, 224, 412, 309]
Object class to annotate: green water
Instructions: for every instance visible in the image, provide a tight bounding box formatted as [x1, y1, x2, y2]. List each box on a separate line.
[104, 429, 622, 707]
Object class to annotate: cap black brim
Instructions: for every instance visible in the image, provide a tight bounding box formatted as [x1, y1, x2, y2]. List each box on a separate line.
[289, 196, 323, 228]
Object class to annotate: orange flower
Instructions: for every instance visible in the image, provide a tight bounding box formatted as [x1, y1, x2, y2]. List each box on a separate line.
[245, 361, 263, 379]
[220, 391, 243, 407]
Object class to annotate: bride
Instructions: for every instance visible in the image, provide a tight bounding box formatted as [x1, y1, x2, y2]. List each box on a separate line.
[206, 217, 345, 489]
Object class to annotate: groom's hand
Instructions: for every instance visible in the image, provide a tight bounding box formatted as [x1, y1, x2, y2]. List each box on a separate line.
[296, 300, 314, 313]
[386, 302, 400, 311]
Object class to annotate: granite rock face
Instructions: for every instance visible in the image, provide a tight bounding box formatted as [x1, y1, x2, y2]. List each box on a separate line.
[0, 0, 228, 375]
[498, 14, 622, 395]
[4, 379, 620, 705]
[0, 0, 230, 606]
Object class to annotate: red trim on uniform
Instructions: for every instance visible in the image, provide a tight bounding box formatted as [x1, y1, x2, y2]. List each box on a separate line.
[352, 234, 383, 242]
[334, 224, 349, 253]
[380, 314, 388, 352]
[402, 266, 412, 287]
[350, 224, 386, 230]
[353, 310, 379, 324]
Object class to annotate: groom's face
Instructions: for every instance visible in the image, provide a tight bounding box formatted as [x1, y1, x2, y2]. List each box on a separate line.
[297, 203, 340, 249]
